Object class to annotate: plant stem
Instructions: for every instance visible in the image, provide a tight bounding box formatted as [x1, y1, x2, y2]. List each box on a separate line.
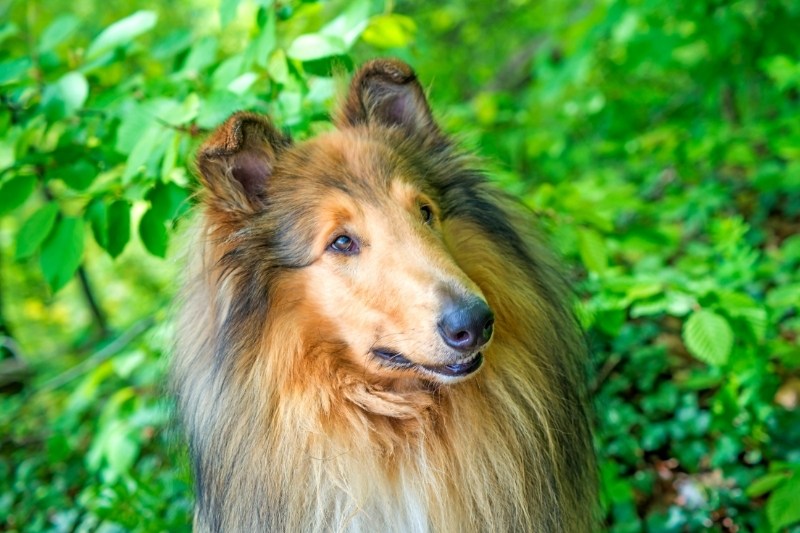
[77, 265, 109, 337]
[0, 219, 11, 359]
[40, 183, 109, 338]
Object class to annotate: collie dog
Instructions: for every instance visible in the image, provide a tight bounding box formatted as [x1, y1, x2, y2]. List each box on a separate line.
[173, 59, 597, 532]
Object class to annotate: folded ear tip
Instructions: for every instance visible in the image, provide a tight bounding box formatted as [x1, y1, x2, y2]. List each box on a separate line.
[212, 113, 272, 153]
[357, 58, 417, 86]
[336, 58, 442, 136]
[195, 112, 289, 208]
[198, 112, 284, 165]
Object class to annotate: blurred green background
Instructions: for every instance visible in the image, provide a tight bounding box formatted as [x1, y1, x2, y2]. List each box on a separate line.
[1, 0, 799, 531]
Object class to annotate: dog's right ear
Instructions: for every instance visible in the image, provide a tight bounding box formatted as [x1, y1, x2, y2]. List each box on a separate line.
[196, 112, 291, 215]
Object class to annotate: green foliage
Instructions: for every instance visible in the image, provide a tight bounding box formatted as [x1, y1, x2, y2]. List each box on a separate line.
[40, 216, 84, 292]
[765, 467, 800, 530]
[683, 310, 734, 366]
[1, 0, 798, 531]
[15, 203, 58, 259]
[0, 175, 36, 215]
[86, 11, 158, 59]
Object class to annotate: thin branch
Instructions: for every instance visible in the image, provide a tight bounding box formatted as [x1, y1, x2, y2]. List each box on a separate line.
[590, 353, 622, 394]
[25, 1, 45, 93]
[721, 83, 741, 125]
[36, 316, 156, 393]
[40, 182, 109, 337]
[0, 342, 32, 390]
[484, 38, 544, 94]
[0, 336, 24, 359]
[77, 266, 109, 337]
[0, 217, 15, 357]
[0, 94, 23, 125]
[154, 116, 207, 137]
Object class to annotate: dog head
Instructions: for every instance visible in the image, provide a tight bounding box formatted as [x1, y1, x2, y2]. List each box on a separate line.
[196, 59, 494, 385]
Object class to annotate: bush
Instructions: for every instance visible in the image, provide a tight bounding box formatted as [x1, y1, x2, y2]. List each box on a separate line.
[1, 0, 798, 530]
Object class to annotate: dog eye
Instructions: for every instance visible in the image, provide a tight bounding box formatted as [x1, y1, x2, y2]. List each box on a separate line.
[330, 235, 360, 254]
[420, 205, 434, 224]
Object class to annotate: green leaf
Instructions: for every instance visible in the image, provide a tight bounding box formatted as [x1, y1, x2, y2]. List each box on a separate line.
[767, 471, 800, 529]
[40, 216, 84, 292]
[267, 49, 290, 84]
[767, 283, 800, 311]
[60, 159, 96, 191]
[211, 55, 245, 90]
[664, 292, 696, 316]
[763, 55, 800, 91]
[15, 203, 59, 259]
[577, 226, 608, 274]
[600, 460, 634, 505]
[46, 434, 71, 463]
[85, 198, 108, 248]
[172, 93, 201, 126]
[254, 7, 276, 66]
[161, 132, 180, 178]
[151, 29, 192, 60]
[622, 282, 663, 305]
[0, 175, 37, 215]
[731, 307, 768, 342]
[107, 200, 131, 258]
[630, 298, 667, 318]
[319, 0, 370, 48]
[0, 58, 32, 85]
[228, 73, 258, 95]
[42, 71, 89, 118]
[747, 471, 791, 498]
[197, 91, 252, 129]
[181, 36, 219, 75]
[682, 310, 734, 366]
[38, 15, 80, 53]
[0, 22, 19, 47]
[219, 0, 241, 27]
[147, 181, 189, 221]
[139, 208, 168, 258]
[104, 422, 140, 476]
[286, 34, 347, 62]
[302, 55, 353, 78]
[115, 102, 153, 154]
[86, 198, 130, 258]
[361, 14, 417, 49]
[122, 125, 169, 182]
[86, 10, 158, 59]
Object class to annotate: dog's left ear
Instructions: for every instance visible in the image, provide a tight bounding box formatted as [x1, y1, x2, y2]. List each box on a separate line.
[335, 59, 444, 143]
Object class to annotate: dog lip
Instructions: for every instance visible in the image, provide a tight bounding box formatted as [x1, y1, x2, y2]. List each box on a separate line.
[372, 349, 484, 378]
[372, 348, 414, 368]
[422, 352, 484, 377]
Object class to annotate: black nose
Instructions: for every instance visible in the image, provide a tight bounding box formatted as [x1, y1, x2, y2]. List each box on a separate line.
[438, 296, 494, 352]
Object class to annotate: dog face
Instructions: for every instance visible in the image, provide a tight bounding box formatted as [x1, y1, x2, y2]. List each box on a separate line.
[288, 135, 493, 384]
[196, 60, 494, 384]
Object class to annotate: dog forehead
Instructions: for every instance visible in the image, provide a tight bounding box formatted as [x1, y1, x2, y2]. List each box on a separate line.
[277, 131, 422, 203]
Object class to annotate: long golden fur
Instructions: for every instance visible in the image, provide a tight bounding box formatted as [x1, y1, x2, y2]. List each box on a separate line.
[173, 59, 597, 532]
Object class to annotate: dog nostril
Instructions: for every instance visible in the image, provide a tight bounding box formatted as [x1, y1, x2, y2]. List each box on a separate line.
[438, 296, 494, 352]
[483, 318, 494, 338]
[454, 330, 470, 343]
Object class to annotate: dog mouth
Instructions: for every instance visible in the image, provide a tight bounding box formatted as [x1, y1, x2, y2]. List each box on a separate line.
[371, 348, 484, 378]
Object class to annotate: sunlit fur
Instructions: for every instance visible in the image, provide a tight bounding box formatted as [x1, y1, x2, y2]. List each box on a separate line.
[172, 59, 597, 532]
